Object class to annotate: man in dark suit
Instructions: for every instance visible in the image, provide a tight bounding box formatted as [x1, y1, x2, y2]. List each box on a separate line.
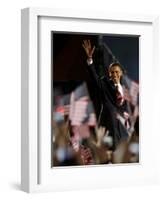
[82, 40, 130, 150]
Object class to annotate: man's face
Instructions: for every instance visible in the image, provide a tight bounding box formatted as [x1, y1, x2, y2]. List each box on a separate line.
[108, 65, 122, 84]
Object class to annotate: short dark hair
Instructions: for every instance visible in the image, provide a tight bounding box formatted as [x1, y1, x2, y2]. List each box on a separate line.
[108, 62, 122, 70]
[107, 62, 125, 74]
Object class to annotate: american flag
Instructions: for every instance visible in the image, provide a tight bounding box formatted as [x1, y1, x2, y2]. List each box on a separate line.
[129, 81, 139, 106]
[70, 96, 89, 125]
[86, 101, 97, 126]
[53, 82, 97, 126]
[79, 145, 94, 165]
[69, 83, 97, 153]
[123, 75, 139, 106]
[69, 82, 97, 126]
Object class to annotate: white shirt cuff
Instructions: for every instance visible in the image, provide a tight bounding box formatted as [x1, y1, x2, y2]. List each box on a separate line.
[87, 58, 93, 65]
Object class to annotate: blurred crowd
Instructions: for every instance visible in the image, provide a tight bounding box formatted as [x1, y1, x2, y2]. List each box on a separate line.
[52, 81, 139, 166]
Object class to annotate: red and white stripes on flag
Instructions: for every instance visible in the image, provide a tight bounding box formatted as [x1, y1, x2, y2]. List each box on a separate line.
[54, 82, 97, 126]
[87, 113, 96, 126]
[69, 93, 89, 125]
[69, 89, 97, 126]
[129, 81, 139, 106]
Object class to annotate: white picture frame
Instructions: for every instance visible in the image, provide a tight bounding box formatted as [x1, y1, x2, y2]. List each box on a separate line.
[21, 7, 159, 193]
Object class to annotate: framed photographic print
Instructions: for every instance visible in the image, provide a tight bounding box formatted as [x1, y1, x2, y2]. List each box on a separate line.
[21, 8, 159, 193]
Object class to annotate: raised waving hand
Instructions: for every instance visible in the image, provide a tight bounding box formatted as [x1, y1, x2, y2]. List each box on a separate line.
[82, 40, 95, 58]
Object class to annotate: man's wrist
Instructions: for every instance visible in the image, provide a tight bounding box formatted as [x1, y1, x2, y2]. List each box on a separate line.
[87, 57, 93, 65]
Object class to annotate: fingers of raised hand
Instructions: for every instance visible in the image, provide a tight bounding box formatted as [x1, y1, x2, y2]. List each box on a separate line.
[91, 45, 95, 55]
[82, 40, 95, 57]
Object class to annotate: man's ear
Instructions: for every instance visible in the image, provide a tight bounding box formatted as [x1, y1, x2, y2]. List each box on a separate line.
[109, 71, 111, 77]
[118, 67, 123, 77]
[108, 69, 112, 78]
[120, 69, 123, 77]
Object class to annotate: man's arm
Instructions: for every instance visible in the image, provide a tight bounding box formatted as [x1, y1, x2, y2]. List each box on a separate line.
[86, 59, 100, 84]
[82, 40, 101, 84]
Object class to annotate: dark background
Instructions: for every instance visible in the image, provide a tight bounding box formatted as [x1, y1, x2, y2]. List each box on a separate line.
[52, 32, 139, 83]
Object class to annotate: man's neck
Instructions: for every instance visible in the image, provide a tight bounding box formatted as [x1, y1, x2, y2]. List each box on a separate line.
[114, 81, 120, 85]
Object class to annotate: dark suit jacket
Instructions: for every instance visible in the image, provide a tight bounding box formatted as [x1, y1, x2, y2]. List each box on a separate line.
[87, 63, 129, 149]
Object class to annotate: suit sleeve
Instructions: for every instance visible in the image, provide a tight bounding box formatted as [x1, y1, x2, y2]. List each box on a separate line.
[87, 63, 103, 88]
